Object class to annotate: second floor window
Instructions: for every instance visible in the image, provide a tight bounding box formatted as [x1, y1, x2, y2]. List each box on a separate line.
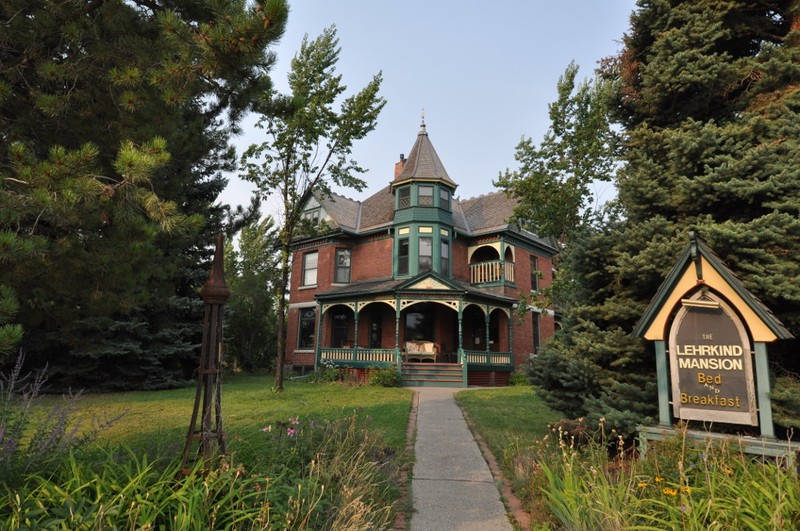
[419, 237, 432, 271]
[302, 251, 318, 286]
[439, 189, 450, 210]
[440, 239, 450, 274]
[419, 185, 434, 206]
[398, 238, 409, 275]
[530, 255, 539, 291]
[398, 187, 410, 208]
[335, 248, 351, 283]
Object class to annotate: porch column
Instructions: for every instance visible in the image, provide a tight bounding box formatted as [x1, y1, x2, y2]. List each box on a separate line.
[457, 303, 464, 364]
[315, 302, 324, 371]
[395, 298, 401, 365]
[507, 310, 513, 354]
[485, 309, 491, 364]
[352, 308, 359, 363]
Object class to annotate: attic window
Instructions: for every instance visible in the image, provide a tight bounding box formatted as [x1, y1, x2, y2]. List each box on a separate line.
[302, 208, 321, 223]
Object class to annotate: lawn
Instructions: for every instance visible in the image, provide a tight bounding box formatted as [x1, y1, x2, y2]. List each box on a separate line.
[71, 372, 414, 455]
[455, 385, 562, 464]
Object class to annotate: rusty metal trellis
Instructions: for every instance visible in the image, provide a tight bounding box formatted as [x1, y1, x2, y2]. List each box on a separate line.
[180, 233, 230, 474]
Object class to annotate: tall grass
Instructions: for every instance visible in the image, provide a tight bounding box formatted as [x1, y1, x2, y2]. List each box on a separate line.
[1, 413, 398, 529]
[1, 362, 412, 528]
[518, 421, 800, 530]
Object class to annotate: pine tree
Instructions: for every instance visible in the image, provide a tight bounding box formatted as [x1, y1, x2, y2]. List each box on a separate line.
[0, 0, 288, 389]
[532, 0, 800, 434]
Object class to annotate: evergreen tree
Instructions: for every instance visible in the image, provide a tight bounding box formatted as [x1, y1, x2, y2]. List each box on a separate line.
[530, 0, 800, 434]
[240, 26, 386, 391]
[0, 0, 288, 389]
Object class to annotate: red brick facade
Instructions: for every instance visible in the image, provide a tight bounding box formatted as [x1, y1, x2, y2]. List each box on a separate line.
[285, 124, 557, 382]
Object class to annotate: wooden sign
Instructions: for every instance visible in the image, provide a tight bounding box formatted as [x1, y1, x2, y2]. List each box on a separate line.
[668, 291, 757, 425]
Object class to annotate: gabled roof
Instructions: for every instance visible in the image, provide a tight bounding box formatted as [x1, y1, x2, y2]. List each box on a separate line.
[634, 232, 793, 342]
[392, 122, 456, 188]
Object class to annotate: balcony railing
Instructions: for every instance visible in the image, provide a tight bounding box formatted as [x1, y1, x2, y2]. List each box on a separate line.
[469, 260, 514, 285]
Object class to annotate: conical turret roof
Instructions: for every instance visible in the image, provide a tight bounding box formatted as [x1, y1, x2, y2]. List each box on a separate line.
[393, 121, 457, 188]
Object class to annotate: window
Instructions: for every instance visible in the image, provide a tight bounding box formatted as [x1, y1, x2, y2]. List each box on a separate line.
[369, 309, 383, 349]
[331, 308, 350, 348]
[530, 255, 539, 292]
[440, 239, 450, 274]
[398, 187, 410, 208]
[398, 238, 409, 275]
[298, 308, 316, 349]
[419, 185, 434, 206]
[532, 312, 541, 354]
[405, 303, 435, 341]
[419, 237, 432, 271]
[302, 208, 320, 223]
[302, 251, 318, 286]
[439, 189, 450, 210]
[334, 248, 351, 283]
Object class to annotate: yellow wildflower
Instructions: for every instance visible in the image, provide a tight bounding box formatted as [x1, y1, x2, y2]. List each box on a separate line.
[637, 482, 649, 488]
[663, 488, 678, 496]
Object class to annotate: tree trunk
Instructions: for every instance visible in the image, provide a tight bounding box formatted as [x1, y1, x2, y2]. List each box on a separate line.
[273, 244, 290, 391]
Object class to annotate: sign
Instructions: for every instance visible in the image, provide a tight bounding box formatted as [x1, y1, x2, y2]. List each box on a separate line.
[668, 291, 757, 425]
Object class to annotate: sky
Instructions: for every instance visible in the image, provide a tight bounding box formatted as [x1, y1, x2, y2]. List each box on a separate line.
[219, 0, 639, 212]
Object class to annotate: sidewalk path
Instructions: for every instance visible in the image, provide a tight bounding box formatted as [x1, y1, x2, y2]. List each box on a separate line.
[408, 387, 513, 531]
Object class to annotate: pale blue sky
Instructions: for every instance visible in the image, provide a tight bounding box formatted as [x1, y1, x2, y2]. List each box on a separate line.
[220, 1, 638, 210]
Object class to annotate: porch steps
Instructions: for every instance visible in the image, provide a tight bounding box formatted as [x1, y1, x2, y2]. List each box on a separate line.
[401, 362, 465, 388]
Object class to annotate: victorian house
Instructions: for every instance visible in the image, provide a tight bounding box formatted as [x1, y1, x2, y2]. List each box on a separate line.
[286, 122, 556, 386]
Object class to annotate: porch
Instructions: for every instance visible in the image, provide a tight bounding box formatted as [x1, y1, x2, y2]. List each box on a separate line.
[318, 347, 514, 387]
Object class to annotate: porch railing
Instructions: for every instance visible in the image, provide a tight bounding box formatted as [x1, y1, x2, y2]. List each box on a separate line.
[320, 347, 396, 365]
[469, 260, 514, 285]
[462, 349, 513, 367]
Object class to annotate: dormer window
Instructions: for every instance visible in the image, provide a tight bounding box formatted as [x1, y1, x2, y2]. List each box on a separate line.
[419, 185, 434, 206]
[398, 187, 411, 208]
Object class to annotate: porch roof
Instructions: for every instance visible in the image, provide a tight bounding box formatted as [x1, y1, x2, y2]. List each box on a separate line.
[315, 271, 516, 305]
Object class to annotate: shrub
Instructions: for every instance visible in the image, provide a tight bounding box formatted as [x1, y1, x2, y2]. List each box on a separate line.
[368, 367, 401, 388]
[508, 366, 531, 386]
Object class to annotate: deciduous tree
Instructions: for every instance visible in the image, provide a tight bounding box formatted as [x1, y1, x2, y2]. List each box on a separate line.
[240, 26, 385, 391]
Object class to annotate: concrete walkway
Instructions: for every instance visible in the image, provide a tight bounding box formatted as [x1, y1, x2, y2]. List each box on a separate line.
[409, 387, 513, 531]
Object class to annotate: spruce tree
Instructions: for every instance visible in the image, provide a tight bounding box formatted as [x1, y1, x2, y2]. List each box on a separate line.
[0, 0, 288, 389]
[531, 0, 800, 434]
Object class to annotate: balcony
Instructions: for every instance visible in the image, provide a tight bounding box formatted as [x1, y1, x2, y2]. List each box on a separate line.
[469, 260, 514, 285]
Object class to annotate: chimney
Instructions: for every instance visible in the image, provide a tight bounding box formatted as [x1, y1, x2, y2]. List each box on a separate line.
[394, 153, 406, 178]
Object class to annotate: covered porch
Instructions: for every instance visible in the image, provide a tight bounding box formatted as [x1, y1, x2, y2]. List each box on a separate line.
[314, 273, 516, 384]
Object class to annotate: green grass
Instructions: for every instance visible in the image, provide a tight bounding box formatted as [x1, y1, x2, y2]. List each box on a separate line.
[63, 372, 413, 456]
[455, 385, 562, 459]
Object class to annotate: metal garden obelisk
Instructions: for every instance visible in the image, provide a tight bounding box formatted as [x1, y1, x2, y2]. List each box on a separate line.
[180, 233, 229, 473]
